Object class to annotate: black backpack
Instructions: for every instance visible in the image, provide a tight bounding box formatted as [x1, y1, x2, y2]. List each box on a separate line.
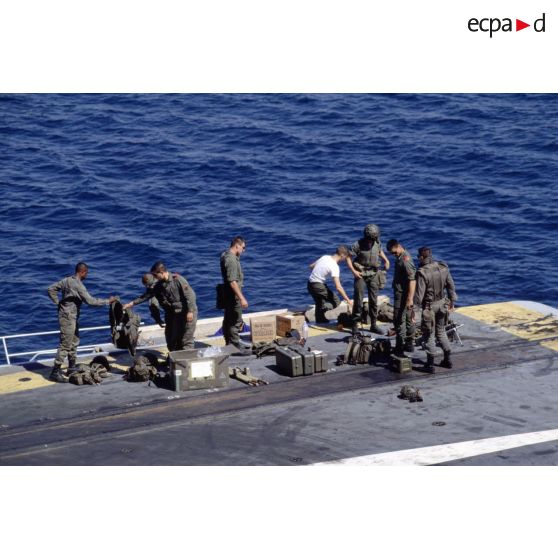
[109, 300, 141, 356]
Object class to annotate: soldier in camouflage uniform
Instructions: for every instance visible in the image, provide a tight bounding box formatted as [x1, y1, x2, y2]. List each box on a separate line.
[47, 262, 116, 383]
[220, 236, 248, 347]
[414, 247, 457, 372]
[124, 262, 197, 351]
[346, 224, 390, 334]
[386, 239, 416, 356]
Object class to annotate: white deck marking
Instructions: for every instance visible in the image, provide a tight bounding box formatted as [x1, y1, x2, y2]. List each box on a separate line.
[314, 428, 558, 465]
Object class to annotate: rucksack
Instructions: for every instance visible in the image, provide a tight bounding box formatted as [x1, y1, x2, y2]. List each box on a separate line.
[109, 300, 141, 356]
[344, 334, 392, 365]
[377, 301, 394, 323]
[68, 364, 103, 386]
[337, 312, 354, 329]
[125, 352, 160, 382]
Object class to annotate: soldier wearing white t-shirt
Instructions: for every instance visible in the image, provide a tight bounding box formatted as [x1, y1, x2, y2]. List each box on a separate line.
[307, 245, 352, 323]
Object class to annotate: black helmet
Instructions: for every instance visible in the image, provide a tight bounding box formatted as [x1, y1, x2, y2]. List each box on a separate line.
[363, 224, 380, 240]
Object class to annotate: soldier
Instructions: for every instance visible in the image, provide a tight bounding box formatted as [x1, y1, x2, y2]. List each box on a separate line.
[307, 245, 352, 323]
[346, 224, 390, 334]
[220, 236, 249, 348]
[414, 247, 457, 373]
[47, 262, 116, 383]
[123, 262, 197, 351]
[386, 239, 416, 356]
[141, 272, 164, 327]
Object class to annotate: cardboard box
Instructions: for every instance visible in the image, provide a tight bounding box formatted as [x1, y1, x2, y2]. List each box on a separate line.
[276, 314, 306, 337]
[250, 316, 277, 342]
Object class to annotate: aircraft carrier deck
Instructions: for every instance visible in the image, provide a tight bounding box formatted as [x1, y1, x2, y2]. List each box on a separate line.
[1, 301, 557, 466]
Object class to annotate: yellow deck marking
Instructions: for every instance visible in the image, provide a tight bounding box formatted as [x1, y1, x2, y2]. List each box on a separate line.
[541, 339, 558, 352]
[457, 302, 558, 350]
[0, 371, 54, 395]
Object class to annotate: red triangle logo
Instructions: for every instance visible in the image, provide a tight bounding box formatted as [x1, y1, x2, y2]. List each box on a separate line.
[516, 19, 530, 31]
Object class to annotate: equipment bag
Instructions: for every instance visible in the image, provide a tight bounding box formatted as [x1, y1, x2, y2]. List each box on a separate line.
[125, 352, 159, 382]
[68, 364, 103, 386]
[377, 301, 394, 323]
[337, 312, 354, 330]
[344, 335, 392, 365]
[252, 336, 304, 359]
[109, 300, 141, 356]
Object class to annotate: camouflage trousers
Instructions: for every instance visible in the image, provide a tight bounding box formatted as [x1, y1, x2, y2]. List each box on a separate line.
[165, 309, 198, 351]
[420, 299, 451, 356]
[54, 309, 80, 367]
[393, 293, 414, 351]
[223, 298, 243, 346]
[351, 273, 380, 325]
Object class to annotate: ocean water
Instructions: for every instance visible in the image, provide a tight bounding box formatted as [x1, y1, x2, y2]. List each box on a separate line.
[1, 94, 557, 361]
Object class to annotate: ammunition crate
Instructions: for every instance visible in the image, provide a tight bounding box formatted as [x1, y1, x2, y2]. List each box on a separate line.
[390, 355, 412, 374]
[275, 346, 304, 377]
[288, 345, 315, 375]
[311, 350, 328, 372]
[169, 349, 230, 391]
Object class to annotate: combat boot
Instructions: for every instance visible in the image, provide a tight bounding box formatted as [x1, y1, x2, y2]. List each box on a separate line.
[403, 340, 415, 353]
[423, 354, 435, 373]
[440, 350, 453, 369]
[49, 364, 69, 383]
[369, 323, 385, 336]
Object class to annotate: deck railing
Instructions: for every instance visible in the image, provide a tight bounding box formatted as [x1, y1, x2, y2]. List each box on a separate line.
[0, 325, 113, 365]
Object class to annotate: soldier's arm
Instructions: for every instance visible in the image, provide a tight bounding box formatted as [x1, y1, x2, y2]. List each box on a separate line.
[379, 249, 390, 271]
[413, 273, 425, 307]
[407, 280, 416, 308]
[405, 259, 417, 308]
[333, 277, 351, 305]
[229, 280, 248, 308]
[446, 270, 458, 309]
[78, 283, 112, 306]
[126, 290, 152, 308]
[345, 257, 361, 278]
[177, 276, 197, 313]
[47, 280, 63, 304]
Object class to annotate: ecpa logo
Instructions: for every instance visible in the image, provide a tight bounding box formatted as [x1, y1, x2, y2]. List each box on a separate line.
[468, 13, 546, 38]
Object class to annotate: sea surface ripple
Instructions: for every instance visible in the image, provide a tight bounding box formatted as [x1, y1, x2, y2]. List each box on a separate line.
[1, 94, 557, 359]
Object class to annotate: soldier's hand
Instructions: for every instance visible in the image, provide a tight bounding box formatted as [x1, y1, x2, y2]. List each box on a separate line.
[122, 302, 133, 309]
[353, 271, 362, 280]
[240, 296, 249, 309]
[411, 309, 416, 324]
[186, 311, 194, 322]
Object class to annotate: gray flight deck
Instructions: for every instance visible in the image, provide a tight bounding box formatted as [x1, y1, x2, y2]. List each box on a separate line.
[1, 301, 557, 466]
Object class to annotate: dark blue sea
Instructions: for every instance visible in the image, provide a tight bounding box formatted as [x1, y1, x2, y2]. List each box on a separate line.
[1, 94, 557, 362]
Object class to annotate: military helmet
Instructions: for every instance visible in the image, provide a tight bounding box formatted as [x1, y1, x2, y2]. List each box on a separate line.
[363, 224, 380, 240]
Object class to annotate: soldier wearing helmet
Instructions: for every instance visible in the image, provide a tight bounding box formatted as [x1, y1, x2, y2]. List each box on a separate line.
[346, 224, 390, 335]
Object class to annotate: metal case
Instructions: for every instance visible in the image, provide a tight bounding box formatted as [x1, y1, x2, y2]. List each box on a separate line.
[169, 349, 230, 391]
[390, 355, 412, 374]
[275, 346, 304, 377]
[288, 345, 315, 375]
